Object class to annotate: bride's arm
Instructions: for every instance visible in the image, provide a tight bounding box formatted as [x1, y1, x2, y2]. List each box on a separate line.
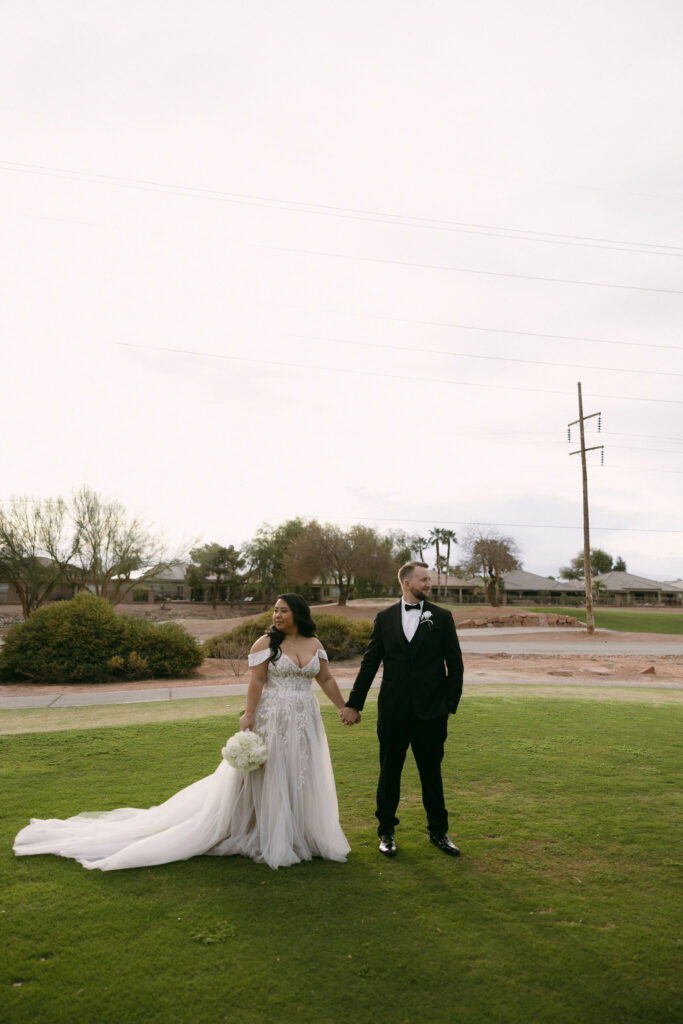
[315, 656, 359, 720]
[239, 636, 270, 731]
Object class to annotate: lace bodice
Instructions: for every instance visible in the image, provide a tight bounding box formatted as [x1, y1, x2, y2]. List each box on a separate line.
[246, 645, 330, 792]
[247, 646, 328, 692]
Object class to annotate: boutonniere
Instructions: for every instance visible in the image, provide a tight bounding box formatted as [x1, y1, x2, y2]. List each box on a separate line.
[419, 610, 433, 629]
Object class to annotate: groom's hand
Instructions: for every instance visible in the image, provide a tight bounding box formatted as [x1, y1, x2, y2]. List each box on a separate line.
[339, 707, 361, 726]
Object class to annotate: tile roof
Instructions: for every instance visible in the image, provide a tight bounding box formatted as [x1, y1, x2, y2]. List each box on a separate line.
[593, 571, 683, 594]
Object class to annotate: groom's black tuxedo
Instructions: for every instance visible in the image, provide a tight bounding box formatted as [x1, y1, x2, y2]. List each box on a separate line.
[346, 601, 463, 837]
[346, 600, 463, 720]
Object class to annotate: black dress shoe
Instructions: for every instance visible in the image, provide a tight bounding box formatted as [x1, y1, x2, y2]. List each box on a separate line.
[378, 834, 397, 857]
[429, 832, 460, 856]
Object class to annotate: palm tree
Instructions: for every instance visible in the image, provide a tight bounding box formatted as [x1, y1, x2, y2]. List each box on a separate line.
[427, 527, 446, 600]
[440, 529, 457, 601]
[411, 535, 429, 560]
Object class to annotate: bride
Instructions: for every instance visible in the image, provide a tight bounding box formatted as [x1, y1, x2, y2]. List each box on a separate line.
[13, 595, 354, 871]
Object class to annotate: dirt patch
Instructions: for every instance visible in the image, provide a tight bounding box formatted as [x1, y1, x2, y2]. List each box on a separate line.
[464, 652, 683, 684]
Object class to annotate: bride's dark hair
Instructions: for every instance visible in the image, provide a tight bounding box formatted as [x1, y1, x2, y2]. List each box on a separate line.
[268, 594, 317, 662]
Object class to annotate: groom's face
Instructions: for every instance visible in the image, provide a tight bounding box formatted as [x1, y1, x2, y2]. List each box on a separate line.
[405, 567, 431, 602]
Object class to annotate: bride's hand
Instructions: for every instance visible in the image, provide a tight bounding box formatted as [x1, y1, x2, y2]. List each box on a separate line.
[239, 711, 255, 731]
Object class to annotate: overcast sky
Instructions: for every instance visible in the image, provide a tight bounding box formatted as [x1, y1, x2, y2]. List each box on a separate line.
[2, 1, 682, 580]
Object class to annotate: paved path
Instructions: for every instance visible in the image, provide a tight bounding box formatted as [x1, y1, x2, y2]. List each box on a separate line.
[2, 675, 681, 710]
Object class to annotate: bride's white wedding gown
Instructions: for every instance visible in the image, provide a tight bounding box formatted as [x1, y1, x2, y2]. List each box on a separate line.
[13, 647, 350, 871]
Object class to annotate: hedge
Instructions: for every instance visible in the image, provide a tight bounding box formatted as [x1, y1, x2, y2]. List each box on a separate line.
[0, 592, 204, 684]
[204, 613, 373, 662]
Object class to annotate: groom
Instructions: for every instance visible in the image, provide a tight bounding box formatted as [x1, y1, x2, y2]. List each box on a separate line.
[340, 562, 463, 857]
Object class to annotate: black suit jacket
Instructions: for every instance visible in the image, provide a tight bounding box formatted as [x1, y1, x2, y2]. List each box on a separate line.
[346, 601, 463, 721]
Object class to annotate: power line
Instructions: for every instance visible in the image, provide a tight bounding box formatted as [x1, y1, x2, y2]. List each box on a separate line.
[303, 514, 683, 534]
[2, 158, 683, 258]
[600, 431, 683, 443]
[601, 465, 683, 474]
[285, 331, 682, 379]
[264, 245, 683, 296]
[610, 446, 683, 456]
[115, 340, 683, 405]
[392, 430, 683, 444]
[490, 441, 683, 455]
[291, 305, 683, 353]
[438, 433, 683, 449]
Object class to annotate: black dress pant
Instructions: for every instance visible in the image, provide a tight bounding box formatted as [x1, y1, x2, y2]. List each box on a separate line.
[375, 712, 449, 836]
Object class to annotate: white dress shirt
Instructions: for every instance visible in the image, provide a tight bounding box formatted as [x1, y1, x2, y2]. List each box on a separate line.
[401, 598, 423, 643]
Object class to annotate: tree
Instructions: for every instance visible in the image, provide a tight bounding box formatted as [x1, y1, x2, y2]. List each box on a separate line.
[0, 497, 76, 618]
[461, 528, 521, 607]
[428, 527, 456, 600]
[410, 535, 429, 561]
[67, 486, 173, 604]
[559, 548, 625, 580]
[427, 528, 445, 600]
[185, 543, 244, 608]
[440, 528, 458, 596]
[387, 530, 414, 568]
[352, 531, 411, 598]
[285, 522, 396, 606]
[242, 518, 308, 602]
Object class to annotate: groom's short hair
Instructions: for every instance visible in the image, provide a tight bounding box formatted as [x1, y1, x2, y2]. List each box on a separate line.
[398, 560, 428, 584]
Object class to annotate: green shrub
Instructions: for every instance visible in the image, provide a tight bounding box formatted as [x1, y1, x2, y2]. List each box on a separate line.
[118, 617, 204, 678]
[203, 612, 373, 662]
[314, 614, 372, 660]
[133, 586, 150, 602]
[203, 614, 271, 658]
[0, 592, 204, 684]
[348, 618, 373, 649]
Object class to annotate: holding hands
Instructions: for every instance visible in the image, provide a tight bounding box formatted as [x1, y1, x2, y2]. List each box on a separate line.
[339, 706, 361, 726]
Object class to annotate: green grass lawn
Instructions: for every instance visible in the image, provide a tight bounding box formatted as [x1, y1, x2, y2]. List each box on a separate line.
[2, 698, 681, 1024]
[521, 607, 683, 634]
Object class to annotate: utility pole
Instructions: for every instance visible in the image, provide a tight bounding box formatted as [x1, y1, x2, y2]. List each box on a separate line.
[568, 382, 604, 634]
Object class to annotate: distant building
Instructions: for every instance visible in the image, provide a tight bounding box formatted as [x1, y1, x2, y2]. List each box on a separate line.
[500, 569, 584, 603]
[593, 571, 683, 606]
[116, 564, 190, 602]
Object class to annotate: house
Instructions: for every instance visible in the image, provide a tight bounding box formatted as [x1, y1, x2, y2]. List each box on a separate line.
[0, 557, 76, 606]
[499, 570, 585, 604]
[435, 575, 482, 603]
[0, 580, 20, 605]
[117, 564, 190, 602]
[593, 571, 683, 606]
[406, 571, 584, 605]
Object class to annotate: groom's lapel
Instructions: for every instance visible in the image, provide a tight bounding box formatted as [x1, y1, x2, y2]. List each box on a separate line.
[391, 601, 409, 652]
[409, 600, 436, 653]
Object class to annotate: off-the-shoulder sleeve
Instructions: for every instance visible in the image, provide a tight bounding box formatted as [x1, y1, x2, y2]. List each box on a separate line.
[247, 648, 271, 667]
[317, 646, 328, 661]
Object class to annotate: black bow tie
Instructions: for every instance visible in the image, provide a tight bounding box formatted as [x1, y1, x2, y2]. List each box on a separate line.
[404, 603, 421, 611]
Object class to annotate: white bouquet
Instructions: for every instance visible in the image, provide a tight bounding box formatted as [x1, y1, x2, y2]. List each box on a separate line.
[222, 729, 268, 772]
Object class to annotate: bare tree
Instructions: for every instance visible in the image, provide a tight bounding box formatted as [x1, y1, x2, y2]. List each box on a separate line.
[461, 527, 521, 607]
[0, 497, 76, 617]
[68, 486, 174, 604]
[285, 522, 395, 606]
